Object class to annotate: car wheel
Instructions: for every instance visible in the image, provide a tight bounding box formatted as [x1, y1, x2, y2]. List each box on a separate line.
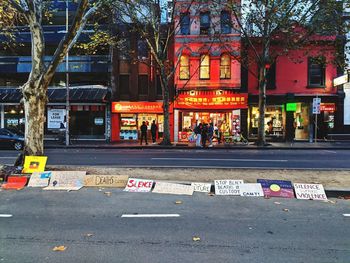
[14, 142, 23, 151]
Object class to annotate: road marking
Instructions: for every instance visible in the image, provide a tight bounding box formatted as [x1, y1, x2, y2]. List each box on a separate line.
[0, 157, 16, 159]
[121, 214, 180, 218]
[0, 214, 13, 218]
[324, 150, 337, 154]
[343, 214, 350, 217]
[151, 158, 287, 162]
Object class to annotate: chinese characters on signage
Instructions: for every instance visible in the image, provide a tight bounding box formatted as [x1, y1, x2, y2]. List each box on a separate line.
[175, 93, 248, 109]
[112, 102, 164, 113]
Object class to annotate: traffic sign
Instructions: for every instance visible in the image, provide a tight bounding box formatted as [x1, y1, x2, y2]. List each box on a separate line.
[312, 98, 321, 114]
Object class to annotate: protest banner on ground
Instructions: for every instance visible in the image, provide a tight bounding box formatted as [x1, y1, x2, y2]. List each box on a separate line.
[44, 171, 86, 191]
[84, 175, 128, 188]
[124, 178, 154, 192]
[293, 183, 327, 201]
[2, 176, 28, 190]
[239, 183, 264, 197]
[152, 182, 194, 195]
[22, 156, 47, 174]
[27, 172, 52, 187]
[191, 182, 212, 193]
[214, 180, 244, 195]
[257, 179, 294, 198]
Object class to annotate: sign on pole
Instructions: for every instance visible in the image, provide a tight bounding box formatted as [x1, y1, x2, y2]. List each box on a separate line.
[312, 98, 321, 114]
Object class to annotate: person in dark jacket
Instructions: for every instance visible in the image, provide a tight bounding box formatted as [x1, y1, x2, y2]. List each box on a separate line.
[140, 121, 148, 145]
[201, 123, 208, 147]
[151, 120, 158, 144]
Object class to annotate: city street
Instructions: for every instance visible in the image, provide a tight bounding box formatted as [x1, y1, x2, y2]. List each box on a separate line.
[0, 188, 349, 263]
[0, 148, 349, 169]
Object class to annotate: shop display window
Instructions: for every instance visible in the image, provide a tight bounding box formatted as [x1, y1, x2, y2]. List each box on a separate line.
[294, 103, 309, 140]
[250, 105, 285, 139]
[120, 114, 138, 140]
[4, 105, 25, 133]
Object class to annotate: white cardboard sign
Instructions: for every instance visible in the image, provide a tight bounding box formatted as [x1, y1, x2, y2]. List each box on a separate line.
[293, 183, 327, 201]
[27, 172, 51, 187]
[239, 183, 264, 197]
[152, 182, 194, 195]
[124, 178, 154, 192]
[44, 171, 86, 191]
[191, 182, 211, 193]
[214, 180, 244, 195]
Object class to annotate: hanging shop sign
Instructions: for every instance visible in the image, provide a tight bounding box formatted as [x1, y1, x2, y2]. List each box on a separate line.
[333, 74, 348, 87]
[286, 103, 297, 112]
[112, 102, 164, 113]
[175, 93, 248, 109]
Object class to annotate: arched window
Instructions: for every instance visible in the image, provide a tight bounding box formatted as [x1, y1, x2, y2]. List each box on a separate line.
[220, 54, 231, 79]
[179, 55, 190, 80]
[200, 54, 210, 79]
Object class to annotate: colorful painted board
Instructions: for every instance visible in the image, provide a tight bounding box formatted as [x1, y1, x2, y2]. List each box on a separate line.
[22, 156, 47, 174]
[27, 172, 51, 187]
[2, 176, 28, 190]
[44, 171, 86, 191]
[257, 179, 294, 198]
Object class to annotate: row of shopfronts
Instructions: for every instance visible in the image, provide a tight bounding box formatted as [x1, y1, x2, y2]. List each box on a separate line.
[0, 90, 338, 143]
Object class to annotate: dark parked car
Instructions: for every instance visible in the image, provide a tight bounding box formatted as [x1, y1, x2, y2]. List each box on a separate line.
[0, 128, 24, 150]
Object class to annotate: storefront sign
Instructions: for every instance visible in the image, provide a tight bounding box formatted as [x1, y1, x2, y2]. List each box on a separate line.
[191, 182, 212, 193]
[47, 109, 66, 129]
[286, 103, 297, 112]
[84, 175, 129, 188]
[112, 102, 163, 113]
[175, 93, 248, 109]
[22, 156, 48, 174]
[333, 74, 348, 87]
[152, 182, 194, 195]
[320, 103, 335, 112]
[312, 98, 321, 114]
[124, 178, 154, 192]
[94, 117, 104, 125]
[239, 183, 264, 197]
[214, 180, 244, 195]
[257, 179, 294, 198]
[293, 183, 327, 201]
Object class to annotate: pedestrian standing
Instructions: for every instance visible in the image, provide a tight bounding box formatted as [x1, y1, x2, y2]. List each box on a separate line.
[201, 123, 208, 147]
[194, 123, 202, 147]
[140, 121, 148, 145]
[208, 122, 214, 147]
[151, 120, 158, 144]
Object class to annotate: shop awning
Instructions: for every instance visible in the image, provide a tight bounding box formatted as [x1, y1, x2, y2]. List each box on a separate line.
[0, 85, 111, 103]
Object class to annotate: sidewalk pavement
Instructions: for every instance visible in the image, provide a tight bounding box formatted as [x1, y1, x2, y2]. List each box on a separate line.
[44, 139, 350, 150]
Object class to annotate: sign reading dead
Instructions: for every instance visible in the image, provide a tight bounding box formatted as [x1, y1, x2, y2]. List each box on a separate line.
[124, 178, 154, 192]
[293, 183, 327, 201]
[214, 180, 244, 195]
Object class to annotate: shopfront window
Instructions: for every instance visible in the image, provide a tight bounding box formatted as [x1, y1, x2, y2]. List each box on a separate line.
[4, 105, 25, 133]
[220, 54, 231, 79]
[250, 105, 285, 139]
[200, 54, 210, 79]
[294, 103, 310, 140]
[70, 105, 105, 139]
[179, 55, 190, 80]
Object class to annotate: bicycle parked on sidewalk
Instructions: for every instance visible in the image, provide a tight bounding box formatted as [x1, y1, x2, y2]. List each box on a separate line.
[223, 132, 249, 145]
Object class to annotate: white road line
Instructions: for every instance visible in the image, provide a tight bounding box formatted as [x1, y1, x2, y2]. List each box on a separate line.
[343, 214, 350, 217]
[324, 150, 337, 154]
[151, 158, 287, 162]
[0, 157, 17, 159]
[121, 214, 180, 218]
[0, 214, 13, 218]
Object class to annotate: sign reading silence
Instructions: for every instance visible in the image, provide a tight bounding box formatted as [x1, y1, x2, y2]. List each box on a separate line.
[293, 183, 327, 201]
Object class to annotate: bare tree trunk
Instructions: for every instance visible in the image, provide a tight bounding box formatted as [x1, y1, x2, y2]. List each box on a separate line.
[22, 82, 47, 156]
[160, 71, 171, 145]
[257, 64, 267, 146]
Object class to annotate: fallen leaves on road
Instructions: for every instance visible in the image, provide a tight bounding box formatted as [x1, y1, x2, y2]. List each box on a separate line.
[84, 233, 94, 237]
[175, 200, 182, 205]
[52, 246, 66, 252]
[208, 192, 215, 196]
[324, 200, 336, 204]
[264, 195, 271, 199]
[274, 202, 281, 205]
[283, 208, 289, 212]
[192, 236, 201, 242]
[104, 192, 112, 197]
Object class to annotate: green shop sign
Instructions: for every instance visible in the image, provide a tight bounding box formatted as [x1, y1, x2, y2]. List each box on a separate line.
[286, 103, 297, 112]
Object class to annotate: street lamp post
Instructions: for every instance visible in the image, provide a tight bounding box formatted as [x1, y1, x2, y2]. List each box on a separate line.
[65, 0, 70, 146]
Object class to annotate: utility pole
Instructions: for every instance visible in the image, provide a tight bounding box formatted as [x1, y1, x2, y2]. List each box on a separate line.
[65, 0, 70, 146]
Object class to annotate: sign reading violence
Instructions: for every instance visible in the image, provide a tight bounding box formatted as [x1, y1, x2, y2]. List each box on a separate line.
[293, 183, 327, 201]
[124, 178, 154, 192]
[214, 180, 244, 195]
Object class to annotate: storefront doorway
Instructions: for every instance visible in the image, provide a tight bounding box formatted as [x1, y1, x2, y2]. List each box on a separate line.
[294, 103, 310, 140]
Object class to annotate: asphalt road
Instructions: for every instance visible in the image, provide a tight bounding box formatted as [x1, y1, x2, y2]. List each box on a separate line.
[0, 188, 349, 263]
[0, 148, 350, 169]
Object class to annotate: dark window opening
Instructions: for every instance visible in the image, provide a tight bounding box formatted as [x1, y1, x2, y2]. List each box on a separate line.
[139, 75, 149, 95]
[221, 11, 231, 34]
[200, 12, 210, 35]
[180, 13, 190, 35]
[119, 75, 129, 95]
[266, 63, 276, 89]
[308, 57, 325, 87]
